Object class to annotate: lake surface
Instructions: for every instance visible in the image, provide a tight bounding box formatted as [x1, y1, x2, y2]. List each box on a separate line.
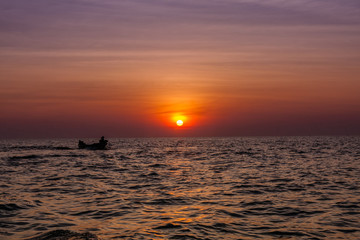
[0, 137, 359, 239]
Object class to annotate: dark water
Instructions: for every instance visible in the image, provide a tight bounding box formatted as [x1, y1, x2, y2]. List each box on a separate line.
[0, 137, 359, 239]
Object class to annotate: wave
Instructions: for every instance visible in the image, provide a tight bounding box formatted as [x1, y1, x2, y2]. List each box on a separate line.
[0, 203, 25, 211]
[26, 230, 99, 240]
[7, 154, 87, 161]
[7, 145, 72, 151]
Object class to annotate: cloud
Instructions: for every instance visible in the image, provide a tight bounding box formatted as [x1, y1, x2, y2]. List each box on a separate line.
[1, 0, 359, 53]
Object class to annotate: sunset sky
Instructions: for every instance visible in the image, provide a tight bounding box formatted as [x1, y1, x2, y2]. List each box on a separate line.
[1, 0, 360, 138]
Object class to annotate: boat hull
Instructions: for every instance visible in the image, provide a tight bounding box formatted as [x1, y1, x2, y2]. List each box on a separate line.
[78, 141, 107, 150]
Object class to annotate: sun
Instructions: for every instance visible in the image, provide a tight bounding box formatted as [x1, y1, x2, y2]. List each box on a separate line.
[176, 119, 184, 126]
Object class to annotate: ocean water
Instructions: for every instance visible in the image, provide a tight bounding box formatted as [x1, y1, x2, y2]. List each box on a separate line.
[0, 137, 359, 239]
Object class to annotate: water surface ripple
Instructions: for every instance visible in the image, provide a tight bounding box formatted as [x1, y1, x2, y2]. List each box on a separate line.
[0, 137, 359, 239]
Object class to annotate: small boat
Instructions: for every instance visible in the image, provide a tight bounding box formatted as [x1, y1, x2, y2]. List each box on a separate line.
[78, 137, 108, 150]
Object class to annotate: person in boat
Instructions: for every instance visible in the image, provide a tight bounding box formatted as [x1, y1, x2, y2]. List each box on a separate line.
[99, 136, 108, 145]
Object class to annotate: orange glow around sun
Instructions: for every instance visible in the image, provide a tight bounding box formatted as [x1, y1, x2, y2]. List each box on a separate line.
[154, 94, 203, 129]
[171, 114, 188, 128]
[176, 119, 184, 126]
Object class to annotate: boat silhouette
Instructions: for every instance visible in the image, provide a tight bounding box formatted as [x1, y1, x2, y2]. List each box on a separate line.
[78, 136, 108, 150]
